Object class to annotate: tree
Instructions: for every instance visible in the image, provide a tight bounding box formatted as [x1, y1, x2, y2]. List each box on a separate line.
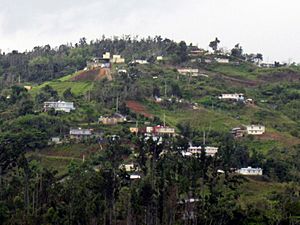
[231, 43, 244, 59]
[177, 41, 188, 62]
[63, 87, 74, 100]
[209, 37, 220, 52]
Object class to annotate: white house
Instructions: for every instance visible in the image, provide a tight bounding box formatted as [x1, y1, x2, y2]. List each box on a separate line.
[219, 93, 245, 101]
[69, 128, 92, 139]
[153, 126, 176, 136]
[130, 174, 141, 180]
[246, 125, 265, 135]
[119, 163, 137, 172]
[44, 101, 75, 113]
[215, 58, 229, 64]
[177, 68, 199, 76]
[156, 56, 164, 61]
[236, 167, 263, 175]
[183, 146, 218, 157]
[131, 59, 149, 64]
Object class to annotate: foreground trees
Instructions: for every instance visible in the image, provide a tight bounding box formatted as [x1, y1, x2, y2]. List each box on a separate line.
[1, 135, 300, 225]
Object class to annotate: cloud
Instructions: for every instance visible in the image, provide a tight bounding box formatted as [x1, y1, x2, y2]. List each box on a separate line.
[0, 0, 299, 62]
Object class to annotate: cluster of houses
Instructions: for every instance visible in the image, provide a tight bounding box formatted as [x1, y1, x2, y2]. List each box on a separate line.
[231, 125, 266, 137]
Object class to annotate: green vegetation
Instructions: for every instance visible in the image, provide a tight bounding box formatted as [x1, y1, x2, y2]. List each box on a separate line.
[0, 36, 300, 224]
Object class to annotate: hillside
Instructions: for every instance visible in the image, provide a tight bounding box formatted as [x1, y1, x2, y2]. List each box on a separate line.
[1, 38, 300, 224]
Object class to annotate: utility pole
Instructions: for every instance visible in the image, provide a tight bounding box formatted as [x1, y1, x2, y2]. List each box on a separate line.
[116, 96, 119, 113]
[164, 80, 167, 97]
[203, 130, 206, 145]
[163, 113, 166, 127]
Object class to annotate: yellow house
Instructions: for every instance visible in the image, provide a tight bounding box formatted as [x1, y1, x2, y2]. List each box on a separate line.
[24, 86, 32, 91]
[112, 55, 125, 64]
[103, 52, 110, 59]
[130, 127, 139, 133]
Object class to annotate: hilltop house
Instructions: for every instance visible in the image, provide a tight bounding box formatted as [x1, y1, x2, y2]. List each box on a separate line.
[219, 93, 245, 101]
[44, 101, 75, 113]
[188, 49, 207, 57]
[177, 68, 199, 76]
[182, 146, 218, 157]
[236, 167, 263, 175]
[69, 128, 92, 139]
[215, 58, 229, 64]
[86, 57, 111, 69]
[246, 125, 265, 135]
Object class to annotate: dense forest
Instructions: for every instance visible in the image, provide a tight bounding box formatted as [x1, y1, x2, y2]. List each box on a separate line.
[0, 36, 300, 224]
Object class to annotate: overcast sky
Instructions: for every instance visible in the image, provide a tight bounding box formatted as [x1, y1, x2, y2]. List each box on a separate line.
[0, 0, 299, 62]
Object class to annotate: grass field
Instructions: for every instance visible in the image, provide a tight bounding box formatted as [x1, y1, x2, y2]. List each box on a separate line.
[31, 71, 94, 96]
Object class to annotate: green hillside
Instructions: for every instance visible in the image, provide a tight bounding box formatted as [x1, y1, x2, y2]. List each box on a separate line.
[1, 38, 300, 224]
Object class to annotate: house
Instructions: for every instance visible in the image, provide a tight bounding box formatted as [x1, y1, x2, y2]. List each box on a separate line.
[99, 113, 127, 125]
[103, 52, 110, 59]
[119, 163, 137, 172]
[246, 125, 265, 135]
[153, 125, 176, 136]
[219, 93, 245, 101]
[259, 62, 275, 68]
[245, 98, 254, 104]
[130, 174, 141, 180]
[44, 101, 75, 113]
[24, 86, 32, 91]
[236, 167, 263, 176]
[131, 59, 149, 64]
[138, 125, 176, 136]
[86, 57, 111, 69]
[177, 68, 199, 76]
[215, 58, 229, 64]
[49, 137, 62, 145]
[188, 48, 207, 57]
[231, 127, 246, 138]
[156, 56, 164, 61]
[118, 69, 127, 74]
[204, 59, 212, 63]
[69, 128, 92, 139]
[111, 55, 125, 64]
[182, 146, 218, 157]
[129, 127, 139, 133]
[154, 96, 163, 103]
